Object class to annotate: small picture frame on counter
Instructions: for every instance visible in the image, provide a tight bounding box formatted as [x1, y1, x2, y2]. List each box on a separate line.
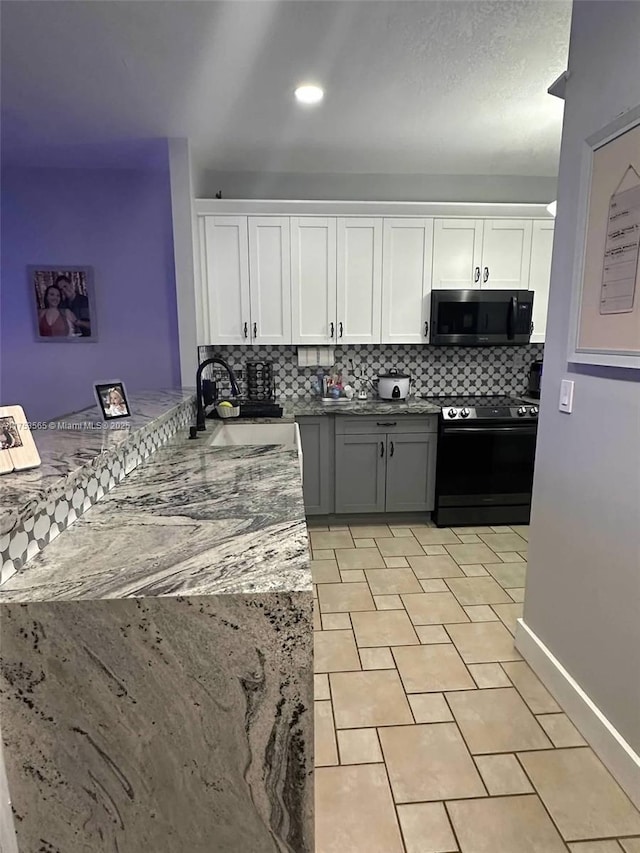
[94, 381, 131, 421]
[29, 266, 97, 342]
[0, 405, 41, 474]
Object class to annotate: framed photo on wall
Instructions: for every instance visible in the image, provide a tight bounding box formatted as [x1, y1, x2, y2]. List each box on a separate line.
[28, 266, 97, 342]
[568, 106, 640, 368]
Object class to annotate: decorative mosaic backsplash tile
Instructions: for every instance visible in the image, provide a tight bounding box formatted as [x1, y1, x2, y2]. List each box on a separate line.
[0, 396, 196, 586]
[199, 343, 544, 399]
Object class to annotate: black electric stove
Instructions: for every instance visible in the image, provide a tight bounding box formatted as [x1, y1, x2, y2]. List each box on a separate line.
[431, 395, 539, 527]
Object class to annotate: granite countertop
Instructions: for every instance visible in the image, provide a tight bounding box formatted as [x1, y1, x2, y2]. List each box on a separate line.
[1, 392, 441, 602]
[0, 389, 195, 536]
[0, 425, 309, 604]
[285, 396, 441, 416]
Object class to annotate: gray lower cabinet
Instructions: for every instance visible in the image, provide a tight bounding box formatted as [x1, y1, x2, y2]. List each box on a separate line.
[299, 414, 438, 516]
[334, 416, 438, 514]
[335, 433, 387, 513]
[297, 416, 334, 515]
[385, 433, 437, 512]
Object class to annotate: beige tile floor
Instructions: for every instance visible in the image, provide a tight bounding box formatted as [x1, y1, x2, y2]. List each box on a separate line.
[310, 521, 640, 853]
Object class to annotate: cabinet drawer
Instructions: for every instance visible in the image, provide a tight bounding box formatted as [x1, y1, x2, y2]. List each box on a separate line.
[335, 415, 437, 436]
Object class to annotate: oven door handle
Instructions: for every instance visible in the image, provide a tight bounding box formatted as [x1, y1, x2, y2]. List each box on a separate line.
[443, 425, 537, 436]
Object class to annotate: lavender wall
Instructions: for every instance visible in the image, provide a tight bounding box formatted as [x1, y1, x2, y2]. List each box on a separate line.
[0, 165, 181, 420]
[522, 0, 640, 758]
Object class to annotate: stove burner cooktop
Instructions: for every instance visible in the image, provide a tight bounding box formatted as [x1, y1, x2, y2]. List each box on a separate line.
[430, 395, 539, 421]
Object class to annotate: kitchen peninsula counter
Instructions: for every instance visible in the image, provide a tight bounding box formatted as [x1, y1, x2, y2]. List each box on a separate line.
[0, 389, 196, 538]
[0, 390, 198, 586]
[0, 422, 313, 852]
[0, 431, 309, 602]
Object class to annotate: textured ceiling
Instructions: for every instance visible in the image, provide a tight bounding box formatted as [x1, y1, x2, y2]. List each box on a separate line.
[0, 0, 571, 175]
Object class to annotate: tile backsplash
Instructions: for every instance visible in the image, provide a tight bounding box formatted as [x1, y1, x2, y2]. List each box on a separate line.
[199, 343, 544, 399]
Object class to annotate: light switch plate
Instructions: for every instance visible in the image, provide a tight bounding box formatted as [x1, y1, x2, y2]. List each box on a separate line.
[559, 379, 574, 413]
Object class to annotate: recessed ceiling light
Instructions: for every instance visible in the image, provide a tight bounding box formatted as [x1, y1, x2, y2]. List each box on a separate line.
[295, 84, 324, 105]
[546, 200, 557, 217]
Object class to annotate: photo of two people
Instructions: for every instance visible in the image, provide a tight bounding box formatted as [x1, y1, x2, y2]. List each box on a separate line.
[0, 417, 23, 451]
[31, 267, 95, 341]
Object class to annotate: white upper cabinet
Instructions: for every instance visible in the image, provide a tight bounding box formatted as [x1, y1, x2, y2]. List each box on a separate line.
[199, 216, 250, 345]
[381, 218, 433, 343]
[336, 218, 383, 344]
[248, 217, 291, 344]
[528, 219, 555, 343]
[433, 218, 534, 291]
[195, 206, 552, 348]
[291, 218, 337, 344]
[432, 219, 483, 289]
[480, 219, 533, 289]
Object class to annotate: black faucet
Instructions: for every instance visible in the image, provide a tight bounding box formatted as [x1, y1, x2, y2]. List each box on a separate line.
[195, 356, 240, 431]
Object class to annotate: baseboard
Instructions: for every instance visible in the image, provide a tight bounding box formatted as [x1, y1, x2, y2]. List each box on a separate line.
[306, 512, 435, 525]
[515, 618, 640, 810]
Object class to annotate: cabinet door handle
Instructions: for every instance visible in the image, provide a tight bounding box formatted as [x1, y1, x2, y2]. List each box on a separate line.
[483, 266, 489, 283]
[376, 421, 397, 427]
[390, 441, 395, 457]
[474, 266, 481, 283]
[380, 441, 384, 457]
[530, 321, 534, 334]
[339, 321, 343, 338]
[330, 322, 335, 338]
[424, 321, 429, 337]
[253, 322, 257, 338]
[243, 322, 248, 339]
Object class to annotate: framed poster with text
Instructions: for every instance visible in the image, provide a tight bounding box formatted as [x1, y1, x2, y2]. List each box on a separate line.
[569, 106, 640, 369]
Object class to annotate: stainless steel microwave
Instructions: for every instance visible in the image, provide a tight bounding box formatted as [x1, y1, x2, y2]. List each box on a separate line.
[430, 290, 534, 346]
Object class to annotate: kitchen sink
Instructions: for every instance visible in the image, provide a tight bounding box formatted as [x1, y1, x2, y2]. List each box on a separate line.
[208, 422, 301, 452]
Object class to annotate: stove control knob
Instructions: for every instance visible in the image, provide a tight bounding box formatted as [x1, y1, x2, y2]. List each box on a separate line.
[460, 408, 470, 418]
[530, 406, 539, 416]
[517, 406, 528, 417]
[447, 408, 458, 418]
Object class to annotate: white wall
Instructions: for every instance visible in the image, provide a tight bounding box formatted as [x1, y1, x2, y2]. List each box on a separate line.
[168, 138, 199, 386]
[522, 0, 640, 758]
[196, 170, 557, 203]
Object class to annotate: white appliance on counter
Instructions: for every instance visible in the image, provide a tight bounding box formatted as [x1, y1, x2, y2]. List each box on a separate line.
[377, 369, 411, 400]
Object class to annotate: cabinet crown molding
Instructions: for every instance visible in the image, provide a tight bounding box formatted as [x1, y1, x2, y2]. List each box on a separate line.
[194, 199, 554, 219]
